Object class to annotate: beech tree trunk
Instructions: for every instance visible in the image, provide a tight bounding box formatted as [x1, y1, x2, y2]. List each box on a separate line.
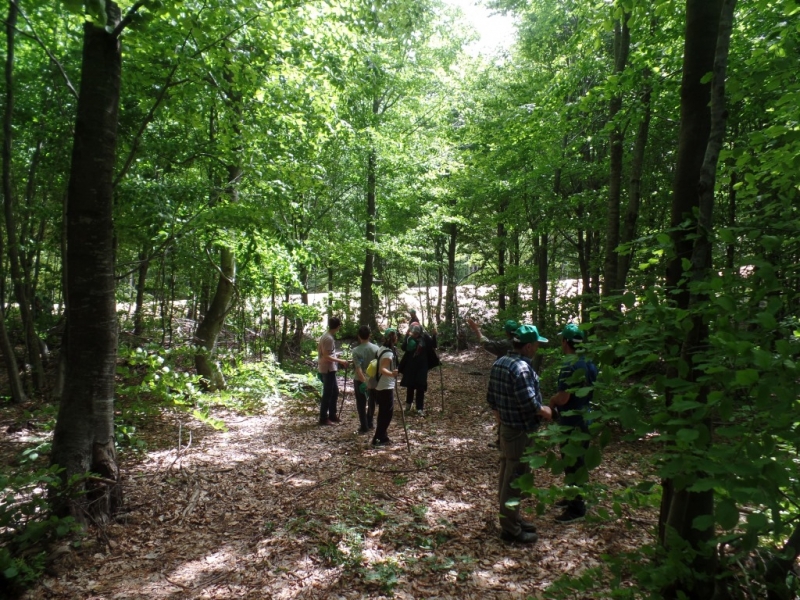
[618, 81, 652, 290]
[50, 3, 123, 522]
[444, 223, 457, 327]
[132, 246, 149, 337]
[602, 10, 630, 298]
[359, 145, 379, 331]
[660, 1, 734, 598]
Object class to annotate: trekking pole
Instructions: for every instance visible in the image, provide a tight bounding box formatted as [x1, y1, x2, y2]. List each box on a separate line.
[439, 364, 444, 413]
[394, 385, 411, 453]
[339, 363, 349, 417]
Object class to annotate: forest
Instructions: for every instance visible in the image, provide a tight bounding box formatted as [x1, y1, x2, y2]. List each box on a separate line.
[1, 0, 799, 598]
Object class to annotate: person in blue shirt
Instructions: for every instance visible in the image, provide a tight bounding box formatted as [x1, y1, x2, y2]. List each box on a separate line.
[549, 323, 598, 523]
[486, 324, 553, 544]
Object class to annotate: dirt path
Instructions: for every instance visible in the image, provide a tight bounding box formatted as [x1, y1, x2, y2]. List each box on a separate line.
[25, 350, 655, 599]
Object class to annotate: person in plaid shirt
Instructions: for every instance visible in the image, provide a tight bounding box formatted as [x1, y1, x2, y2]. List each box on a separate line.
[487, 324, 552, 544]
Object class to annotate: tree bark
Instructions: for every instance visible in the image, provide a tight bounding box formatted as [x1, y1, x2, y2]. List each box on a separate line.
[132, 246, 149, 337]
[660, 1, 735, 597]
[537, 234, 548, 328]
[664, 0, 723, 308]
[444, 222, 457, 327]
[602, 10, 630, 297]
[497, 208, 506, 312]
[3, 0, 45, 392]
[359, 146, 378, 330]
[618, 80, 652, 290]
[50, 3, 123, 522]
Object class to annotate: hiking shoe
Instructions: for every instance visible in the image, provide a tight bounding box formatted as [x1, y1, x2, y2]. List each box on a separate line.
[555, 509, 585, 524]
[417, 410, 425, 418]
[319, 419, 336, 426]
[372, 438, 393, 447]
[519, 520, 537, 533]
[330, 416, 341, 423]
[357, 427, 370, 435]
[500, 530, 539, 544]
[405, 403, 413, 412]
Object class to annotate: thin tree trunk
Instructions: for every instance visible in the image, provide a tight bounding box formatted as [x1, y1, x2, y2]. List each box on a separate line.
[444, 223, 457, 326]
[51, 3, 123, 522]
[537, 234, 548, 328]
[726, 171, 736, 270]
[194, 165, 240, 390]
[132, 246, 149, 337]
[618, 80, 652, 290]
[359, 119, 379, 331]
[602, 10, 631, 297]
[3, 0, 44, 392]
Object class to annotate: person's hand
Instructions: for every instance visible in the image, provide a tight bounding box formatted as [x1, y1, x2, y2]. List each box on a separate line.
[392, 369, 399, 378]
[539, 406, 553, 421]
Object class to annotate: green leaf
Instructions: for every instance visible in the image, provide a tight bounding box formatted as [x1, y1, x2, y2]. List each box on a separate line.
[716, 499, 739, 530]
[692, 514, 714, 532]
[584, 445, 601, 470]
[735, 369, 759, 386]
[677, 429, 699, 443]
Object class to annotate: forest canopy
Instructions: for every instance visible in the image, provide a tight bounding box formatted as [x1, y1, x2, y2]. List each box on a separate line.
[1, 0, 800, 598]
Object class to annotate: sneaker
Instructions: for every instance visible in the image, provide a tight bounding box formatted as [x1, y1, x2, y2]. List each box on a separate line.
[405, 403, 413, 412]
[417, 410, 425, 418]
[555, 509, 585, 524]
[319, 419, 336, 426]
[500, 530, 539, 544]
[372, 438, 393, 447]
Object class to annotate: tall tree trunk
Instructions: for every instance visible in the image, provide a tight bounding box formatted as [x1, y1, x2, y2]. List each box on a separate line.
[726, 171, 736, 270]
[132, 246, 149, 337]
[3, 0, 44, 392]
[51, 3, 123, 522]
[497, 212, 506, 312]
[510, 230, 520, 307]
[327, 265, 333, 320]
[359, 145, 378, 331]
[435, 238, 443, 325]
[602, 9, 631, 298]
[660, 2, 734, 598]
[618, 80, 653, 290]
[194, 166, 240, 391]
[537, 234, 548, 328]
[444, 223, 457, 327]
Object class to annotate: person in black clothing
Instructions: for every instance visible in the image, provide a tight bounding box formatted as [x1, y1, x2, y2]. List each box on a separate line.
[399, 323, 436, 417]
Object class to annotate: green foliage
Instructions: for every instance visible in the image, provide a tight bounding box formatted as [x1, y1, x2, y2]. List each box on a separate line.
[0, 467, 81, 592]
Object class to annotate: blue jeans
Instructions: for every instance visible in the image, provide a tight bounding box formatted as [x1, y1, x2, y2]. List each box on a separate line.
[319, 371, 339, 423]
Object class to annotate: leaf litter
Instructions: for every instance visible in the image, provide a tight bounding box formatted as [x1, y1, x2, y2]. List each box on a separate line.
[22, 349, 656, 599]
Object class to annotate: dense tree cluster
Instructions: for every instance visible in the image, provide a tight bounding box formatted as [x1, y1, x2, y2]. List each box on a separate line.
[1, 0, 799, 597]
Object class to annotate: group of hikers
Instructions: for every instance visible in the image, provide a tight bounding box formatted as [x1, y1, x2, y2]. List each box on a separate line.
[316, 309, 598, 545]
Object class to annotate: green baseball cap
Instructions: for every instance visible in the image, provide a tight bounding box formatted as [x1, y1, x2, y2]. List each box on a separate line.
[513, 324, 548, 344]
[503, 319, 519, 334]
[559, 323, 585, 341]
[383, 327, 397, 335]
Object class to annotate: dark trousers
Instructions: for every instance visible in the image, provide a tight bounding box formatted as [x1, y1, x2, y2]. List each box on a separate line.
[405, 387, 425, 411]
[561, 427, 589, 516]
[373, 388, 394, 443]
[498, 423, 534, 536]
[319, 371, 339, 423]
[355, 384, 375, 430]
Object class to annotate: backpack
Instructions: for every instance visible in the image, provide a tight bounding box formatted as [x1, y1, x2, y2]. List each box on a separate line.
[366, 348, 392, 389]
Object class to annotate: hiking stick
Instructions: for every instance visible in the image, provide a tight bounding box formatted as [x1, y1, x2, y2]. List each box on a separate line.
[394, 385, 411, 453]
[439, 364, 444, 412]
[339, 363, 349, 417]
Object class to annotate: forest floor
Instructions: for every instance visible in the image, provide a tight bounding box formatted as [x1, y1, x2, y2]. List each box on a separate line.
[10, 348, 659, 600]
